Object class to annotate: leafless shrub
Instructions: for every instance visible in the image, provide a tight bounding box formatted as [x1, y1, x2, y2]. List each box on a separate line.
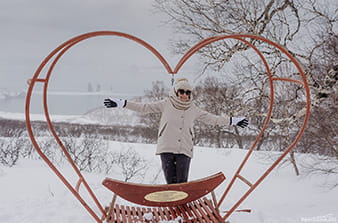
[60, 134, 106, 172]
[111, 147, 149, 182]
[299, 154, 338, 190]
[0, 119, 26, 137]
[0, 138, 19, 167]
[19, 137, 35, 158]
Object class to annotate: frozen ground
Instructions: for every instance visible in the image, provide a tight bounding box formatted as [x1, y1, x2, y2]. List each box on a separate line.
[0, 112, 337, 223]
[0, 143, 337, 223]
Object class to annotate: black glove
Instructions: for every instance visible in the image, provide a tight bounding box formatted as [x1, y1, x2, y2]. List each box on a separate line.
[104, 98, 126, 108]
[231, 117, 248, 128]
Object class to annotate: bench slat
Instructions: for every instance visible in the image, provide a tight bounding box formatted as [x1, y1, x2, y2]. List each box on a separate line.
[105, 198, 224, 222]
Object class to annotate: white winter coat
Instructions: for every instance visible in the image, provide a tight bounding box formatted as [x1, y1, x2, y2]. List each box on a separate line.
[125, 98, 230, 158]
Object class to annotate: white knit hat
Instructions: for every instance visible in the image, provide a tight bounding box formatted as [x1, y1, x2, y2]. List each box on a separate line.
[174, 78, 192, 92]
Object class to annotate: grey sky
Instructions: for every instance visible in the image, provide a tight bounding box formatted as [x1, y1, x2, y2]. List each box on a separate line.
[0, 0, 198, 95]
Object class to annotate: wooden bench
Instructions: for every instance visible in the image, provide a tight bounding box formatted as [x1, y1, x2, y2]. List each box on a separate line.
[102, 172, 226, 222]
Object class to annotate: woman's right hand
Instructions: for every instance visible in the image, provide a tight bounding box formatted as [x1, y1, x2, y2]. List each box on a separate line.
[104, 98, 126, 108]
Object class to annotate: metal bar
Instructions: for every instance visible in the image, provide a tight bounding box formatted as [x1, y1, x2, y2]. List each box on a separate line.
[131, 207, 138, 221]
[120, 205, 127, 223]
[25, 31, 177, 223]
[217, 36, 274, 209]
[157, 207, 167, 221]
[177, 205, 193, 223]
[221, 35, 311, 221]
[236, 174, 253, 187]
[189, 201, 204, 222]
[125, 206, 132, 223]
[43, 37, 107, 217]
[199, 199, 219, 222]
[151, 207, 161, 222]
[27, 78, 46, 85]
[25, 80, 103, 223]
[272, 77, 305, 86]
[105, 194, 117, 222]
[115, 204, 121, 223]
[223, 209, 251, 213]
[175, 34, 310, 221]
[181, 204, 195, 222]
[193, 200, 211, 222]
[75, 178, 84, 192]
[211, 191, 219, 212]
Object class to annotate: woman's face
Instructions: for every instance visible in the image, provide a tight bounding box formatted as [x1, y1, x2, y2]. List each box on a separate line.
[177, 89, 191, 102]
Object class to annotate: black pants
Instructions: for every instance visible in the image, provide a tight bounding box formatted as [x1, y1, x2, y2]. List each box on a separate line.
[160, 153, 191, 184]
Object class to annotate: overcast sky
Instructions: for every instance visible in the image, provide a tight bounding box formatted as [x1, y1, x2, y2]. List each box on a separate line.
[0, 0, 200, 95]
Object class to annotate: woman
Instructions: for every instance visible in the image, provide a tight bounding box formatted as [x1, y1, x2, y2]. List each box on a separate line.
[104, 78, 248, 184]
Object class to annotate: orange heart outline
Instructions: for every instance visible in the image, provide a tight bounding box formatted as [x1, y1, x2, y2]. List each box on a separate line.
[25, 31, 311, 222]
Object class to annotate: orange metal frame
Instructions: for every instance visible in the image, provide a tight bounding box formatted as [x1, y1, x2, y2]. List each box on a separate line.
[25, 31, 311, 222]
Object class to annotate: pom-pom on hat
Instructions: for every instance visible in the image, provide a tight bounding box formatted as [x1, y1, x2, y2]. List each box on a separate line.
[174, 78, 192, 92]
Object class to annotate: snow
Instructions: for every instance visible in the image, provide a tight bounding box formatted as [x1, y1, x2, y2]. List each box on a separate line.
[0, 108, 142, 126]
[1, 144, 337, 223]
[0, 112, 337, 223]
[0, 90, 25, 100]
[143, 212, 154, 221]
[0, 111, 80, 123]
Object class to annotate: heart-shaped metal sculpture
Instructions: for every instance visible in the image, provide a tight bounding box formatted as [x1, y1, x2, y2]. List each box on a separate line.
[26, 31, 311, 222]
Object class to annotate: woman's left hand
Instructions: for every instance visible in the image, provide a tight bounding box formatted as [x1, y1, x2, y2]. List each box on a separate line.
[231, 117, 249, 128]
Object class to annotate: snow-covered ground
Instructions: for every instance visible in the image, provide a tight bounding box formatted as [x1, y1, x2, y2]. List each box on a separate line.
[0, 112, 337, 223]
[0, 108, 142, 126]
[1, 143, 337, 223]
[0, 90, 25, 100]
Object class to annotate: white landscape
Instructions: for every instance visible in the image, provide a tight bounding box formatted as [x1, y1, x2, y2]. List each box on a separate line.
[0, 112, 337, 223]
[0, 0, 336, 222]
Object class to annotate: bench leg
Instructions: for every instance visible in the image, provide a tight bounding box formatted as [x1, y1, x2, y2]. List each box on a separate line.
[102, 194, 117, 222]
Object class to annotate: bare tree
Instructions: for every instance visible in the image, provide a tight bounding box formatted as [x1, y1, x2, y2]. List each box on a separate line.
[194, 77, 245, 148]
[112, 147, 148, 182]
[154, 0, 302, 71]
[299, 35, 337, 158]
[154, 0, 337, 181]
[139, 80, 169, 140]
[300, 154, 338, 190]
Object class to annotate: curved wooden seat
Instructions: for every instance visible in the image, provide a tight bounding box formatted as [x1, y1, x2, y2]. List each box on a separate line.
[102, 172, 225, 207]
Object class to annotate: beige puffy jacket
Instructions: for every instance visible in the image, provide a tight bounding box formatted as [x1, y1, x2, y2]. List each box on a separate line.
[125, 98, 230, 158]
